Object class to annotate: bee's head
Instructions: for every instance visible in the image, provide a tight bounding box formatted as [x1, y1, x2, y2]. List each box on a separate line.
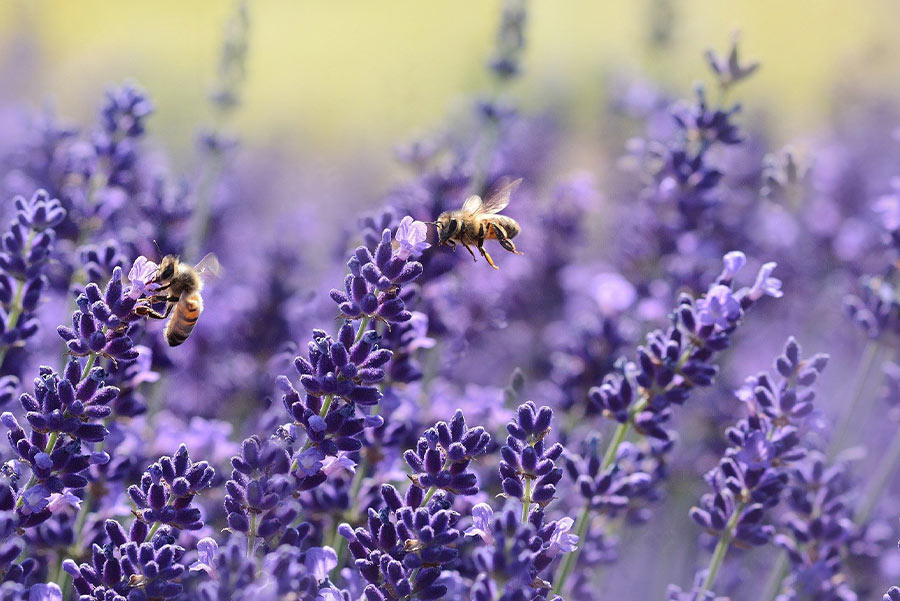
[155, 255, 180, 283]
[434, 213, 458, 245]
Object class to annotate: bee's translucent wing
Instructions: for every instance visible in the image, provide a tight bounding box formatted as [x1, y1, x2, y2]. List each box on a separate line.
[479, 178, 522, 214]
[460, 194, 483, 214]
[193, 252, 222, 280]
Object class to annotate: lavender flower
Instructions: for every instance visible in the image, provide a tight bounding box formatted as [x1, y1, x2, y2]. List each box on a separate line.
[291, 325, 389, 408]
[64, 523, 186, 600]
[330, 228, 424, 325]
[57, 265, 148, 364]
[676, 337, 827, 599]
[340, 485, 458, 601]
[404, 409, 491, 497]
[499, 402, 564, 512]
[1, 358, 115, 526]
[469, 504, 567, 601]
[704, 32, 760, 92]
[224, 435, 308, 551]
[0, 190, 66, 372]
[127, 444, 215, 531]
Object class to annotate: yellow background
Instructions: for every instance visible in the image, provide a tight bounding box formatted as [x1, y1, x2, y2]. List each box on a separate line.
[0, 1, 897, 161]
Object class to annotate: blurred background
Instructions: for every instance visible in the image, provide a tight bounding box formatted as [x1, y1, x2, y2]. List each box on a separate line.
[1, 0, 899, 172]
[3, 2, 900, 599]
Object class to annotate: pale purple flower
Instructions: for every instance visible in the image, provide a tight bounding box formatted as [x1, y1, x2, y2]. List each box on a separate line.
[465, 502, 494, 545]
[189, 537, 219, 577]
[317, 586, 345, 601]
[591, 272, 636, 315]
[322, 452, 356, 477]
[47, 491, 81, 513]
[718, 251, 746, 281]
[126, 255, 160, 299]
[22, 484, 51, 514]
[305, 546, 338, 581]
[405, 312, 436, 352]
[393, 215, 430, 260]
[28, 583, 62, 601]
[696, 285, 741, 329]
[547, 517, 579, 556]
[121, 346, 160, 387]
[296, 447, 325, 477]
[874, 178, 900, 231]
[748, 262, 783, 301]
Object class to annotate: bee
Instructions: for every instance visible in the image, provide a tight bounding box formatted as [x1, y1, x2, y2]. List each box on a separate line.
[136, 253, 221, 347]
[432, 178, 524, 269]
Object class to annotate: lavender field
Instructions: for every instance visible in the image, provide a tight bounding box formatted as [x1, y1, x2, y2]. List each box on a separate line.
[1, 2, 900, 600]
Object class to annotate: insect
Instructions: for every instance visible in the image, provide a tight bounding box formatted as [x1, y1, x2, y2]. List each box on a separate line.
[136, 253, 221, 347]
[431, 178, 524, 269]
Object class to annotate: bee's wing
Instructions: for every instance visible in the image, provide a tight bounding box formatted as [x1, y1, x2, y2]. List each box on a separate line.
[479, 178, 523, 214]
[193, 252, 222, 280]
[460, 194, 483, 214]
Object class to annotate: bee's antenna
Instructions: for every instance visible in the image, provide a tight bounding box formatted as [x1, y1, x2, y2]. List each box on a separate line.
[152, 239, 163, 259]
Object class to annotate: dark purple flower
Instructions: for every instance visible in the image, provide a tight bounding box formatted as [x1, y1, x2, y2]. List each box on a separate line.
[404, 409, 491, 497]
[128, 444, 214, 531]
[499, 402, 564, 511]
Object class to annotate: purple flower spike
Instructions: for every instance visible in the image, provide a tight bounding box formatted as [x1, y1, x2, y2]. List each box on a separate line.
[404, 409, 491, 496]
[499, 402, 564, 513]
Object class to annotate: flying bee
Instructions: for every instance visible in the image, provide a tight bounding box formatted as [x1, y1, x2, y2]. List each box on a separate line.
[431, 178, 524, 269]
[136, 253, 221, 347]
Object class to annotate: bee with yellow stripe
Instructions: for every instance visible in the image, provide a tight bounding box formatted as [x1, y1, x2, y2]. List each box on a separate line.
[137, 253, 221, 346]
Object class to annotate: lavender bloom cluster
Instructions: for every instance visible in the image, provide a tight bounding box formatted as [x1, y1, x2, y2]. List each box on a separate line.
[2, 4, 900, 601]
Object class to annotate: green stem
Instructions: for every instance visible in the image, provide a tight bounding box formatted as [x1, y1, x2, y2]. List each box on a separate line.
[0, 231, 37, 372]
[855, 420, 900, 524]
[247, 512, 258, 557]
[551, 501, 591, 595]
[696, 501, 744, 597]
[15, 431, 59, 510]
[422, 486, 437, 505]
[354, 316, 371, 344]
[146, 521, 161, 541]
[53, 551, 67, 588]
[521, 479, 532, 523]
[295, 394, 336, 459]
[319, 394, 334, 418]
[827, 340, 881, 459]
[81, 354, 98, 379]
[552, 412, 637, 595]
[601, 421, 630, 470]
[759, 553, 788, 601]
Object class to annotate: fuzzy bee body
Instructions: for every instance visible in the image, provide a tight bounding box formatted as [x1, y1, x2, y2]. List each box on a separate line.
[138, 253, 221, 347]
[433, 178, 524, 269]
[165, 290, 204, 347]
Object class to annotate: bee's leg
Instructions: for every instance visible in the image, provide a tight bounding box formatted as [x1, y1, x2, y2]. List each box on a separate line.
[461, 243, 478, 263]
[135, 301, 177, 320]
[135, 306, 168, 319]
[476, 238, 500, 270]
[445, 239, 457, 252]
[494, 224, 524, 255]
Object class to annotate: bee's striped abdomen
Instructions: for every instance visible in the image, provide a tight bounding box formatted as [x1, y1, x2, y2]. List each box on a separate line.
[484, 215, 521, 240]
[165, 292, 204, 347]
